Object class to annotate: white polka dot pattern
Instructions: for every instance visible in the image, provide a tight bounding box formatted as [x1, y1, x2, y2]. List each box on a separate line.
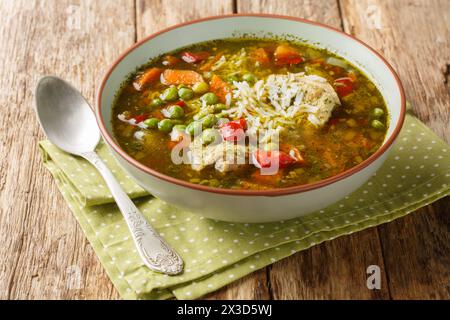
[39, 114, 449, 300]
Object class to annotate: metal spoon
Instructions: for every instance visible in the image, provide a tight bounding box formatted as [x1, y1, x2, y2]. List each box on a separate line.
[35, 76, 183, 275]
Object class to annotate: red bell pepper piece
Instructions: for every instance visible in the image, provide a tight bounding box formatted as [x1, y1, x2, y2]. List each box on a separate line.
[253, 150, 297, 169]
[281, 145, 306, 165]
[173, 100, 186, 107]
[181, 51, 210, 64]
[334, 77, 354, 97]
[133, 114, 148, 123]
[236, 118, 246, 128]
[219, 119, 246, 142]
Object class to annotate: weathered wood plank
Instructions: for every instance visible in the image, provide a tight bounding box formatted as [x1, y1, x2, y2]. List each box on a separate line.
[378, 200, 450, 299]
[136, 0, 234, 39]
[0, 0, 135, 299]
[340, 0, 450, 299]
[237, 0, 391, 300]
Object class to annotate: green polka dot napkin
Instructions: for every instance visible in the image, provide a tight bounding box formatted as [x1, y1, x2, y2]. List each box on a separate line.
[39, 113, 449, 300]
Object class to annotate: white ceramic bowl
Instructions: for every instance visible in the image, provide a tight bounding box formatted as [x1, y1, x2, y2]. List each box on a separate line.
[96, 14, 405, 223]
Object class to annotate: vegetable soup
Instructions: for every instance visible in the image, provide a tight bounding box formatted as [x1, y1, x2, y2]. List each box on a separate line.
[112, 39, 388, 190]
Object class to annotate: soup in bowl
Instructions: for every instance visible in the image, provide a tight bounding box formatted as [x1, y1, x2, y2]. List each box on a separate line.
[96, 15, 405, 222]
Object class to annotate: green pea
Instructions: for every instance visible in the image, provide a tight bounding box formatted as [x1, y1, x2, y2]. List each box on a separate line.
[150, 98, 164, 108]
[371, 108, 385, 118]
[178, 87, 194, 100]
[194, 109, 213, 121]
[186, 121, 203, 136]
[371, 119, 385, 130]
[201, 92, 218, 105]
[201, 114, 217, 128]
[166, 105, 184, 119]
[242, 73, 256, 83]
[173, 124, 186, 132]
[160, 86, 178, 101]
[193, 114, 203, 121]
[207, 178, 220, 187]
[143, 117, 159, 129]
[158, 119, 174, 133]
[192, 82, 209, 94]
[202, 128, 219, 145]
[214, 103, 228, 113]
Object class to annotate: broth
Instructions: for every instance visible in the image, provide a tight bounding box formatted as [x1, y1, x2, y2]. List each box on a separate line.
[112, 39, 388, 190]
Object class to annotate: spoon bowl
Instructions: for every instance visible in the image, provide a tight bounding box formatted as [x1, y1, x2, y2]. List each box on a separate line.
[35, 76, 100, 155]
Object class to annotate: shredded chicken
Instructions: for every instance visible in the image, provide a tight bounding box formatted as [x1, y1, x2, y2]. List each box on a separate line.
[188, 141, 248, 172]
[226, 73, 340, 133]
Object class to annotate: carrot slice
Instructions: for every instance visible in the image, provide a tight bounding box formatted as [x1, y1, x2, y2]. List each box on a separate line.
[161, 69, 204, 86]
[209, 74, 231, 102]
[274, 44, 304, 65]
[133, 68, 162, 91]
[250, 48, 270, 65]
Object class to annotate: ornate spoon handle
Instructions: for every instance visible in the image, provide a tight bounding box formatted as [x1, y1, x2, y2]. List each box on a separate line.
[81, 151, 183, 275]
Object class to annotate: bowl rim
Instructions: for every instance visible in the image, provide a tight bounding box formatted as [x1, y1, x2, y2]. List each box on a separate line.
[96, 13, 406, 197]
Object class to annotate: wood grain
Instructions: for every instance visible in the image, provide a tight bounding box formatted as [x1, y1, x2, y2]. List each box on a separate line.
[340, 0, 450, 299]
[269, 230, 390, 299]
[206, 269, 271, 300]
[340, 0, 450, 141]
[237, 0, 391, 300]
[0, 0, 135, 299]
[136, 0, 234, 39]
[237, 0, 343, 28]
[378, 201, 450, 299]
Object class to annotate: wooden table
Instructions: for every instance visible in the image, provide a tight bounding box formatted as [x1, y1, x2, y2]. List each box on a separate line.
[0, 0, 448, 300]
